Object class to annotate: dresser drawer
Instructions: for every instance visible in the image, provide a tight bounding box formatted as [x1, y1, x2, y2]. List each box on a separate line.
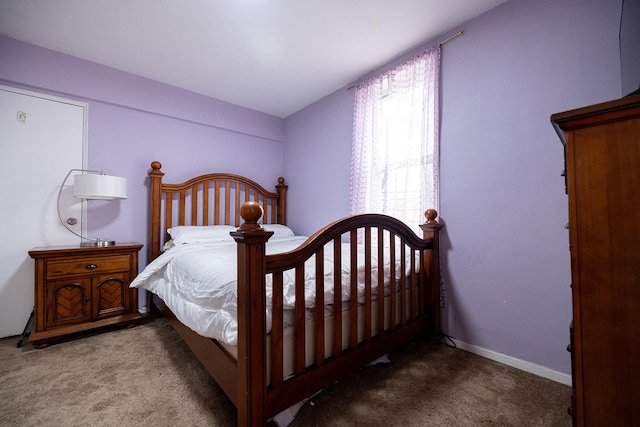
[46, 255, 130, 279]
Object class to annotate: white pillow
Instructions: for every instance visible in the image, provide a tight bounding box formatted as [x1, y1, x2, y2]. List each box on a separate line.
[262, 224, 295, 239]
[167, 225, 236, 245]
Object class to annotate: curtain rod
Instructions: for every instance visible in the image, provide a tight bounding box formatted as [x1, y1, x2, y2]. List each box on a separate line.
[346, 29, 464, 91]
[438, 29, 464, 46]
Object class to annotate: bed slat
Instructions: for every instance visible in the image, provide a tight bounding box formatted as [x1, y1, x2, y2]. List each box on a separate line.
[419, 251, 425, 316]
[349, 230, 358, 349]
[294, 265, 305, 375]
[407, 249, 417, 320]
[225, 181, 231, 225]
[271, 272, 284, 387]
[202, 182, 209, 225]
[214, 181, 221, 225]
[179, 190, 186, 225]
[377, 229, 385, 335]
[234, 183, 241, 225]
[389, 234, 397, 332]
[191, 184, 198, 225]
[400, 243, 407, 325]
[332, 238, 343, 357]
[364, 227, 372, 342]
[315, 246, 325, 365]
[165, 193, 173, 240]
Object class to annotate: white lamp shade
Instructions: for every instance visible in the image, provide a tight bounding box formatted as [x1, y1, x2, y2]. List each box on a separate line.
[73, 174, 127, 200]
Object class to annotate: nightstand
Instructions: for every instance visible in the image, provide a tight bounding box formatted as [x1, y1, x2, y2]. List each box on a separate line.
[28, 243, 144, 348]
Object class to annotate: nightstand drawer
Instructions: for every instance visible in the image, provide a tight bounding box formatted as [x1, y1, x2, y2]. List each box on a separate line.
[46, 255, 130, 278]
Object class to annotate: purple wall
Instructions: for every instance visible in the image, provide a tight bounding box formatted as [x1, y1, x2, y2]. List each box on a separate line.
[283, 89, 354, 232]
[621, 0, 640, 95]
[0, 35, 285, 280]
[439, 0, 621, 374]
[284, 0, 623, 375]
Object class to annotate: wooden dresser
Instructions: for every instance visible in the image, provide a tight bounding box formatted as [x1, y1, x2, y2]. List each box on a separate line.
[552, 95, 640, 426]
[28, 243, 143, 348]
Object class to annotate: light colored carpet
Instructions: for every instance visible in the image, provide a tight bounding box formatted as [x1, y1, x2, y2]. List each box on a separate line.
[0, 316, 571, 426]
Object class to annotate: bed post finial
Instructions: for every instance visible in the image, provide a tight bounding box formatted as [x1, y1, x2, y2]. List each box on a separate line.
[150, 161, 162, 172]
[238, 201, 265, 231]
[425, 209, 438, 225]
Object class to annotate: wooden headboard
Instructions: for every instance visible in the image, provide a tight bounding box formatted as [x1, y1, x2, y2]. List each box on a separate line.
[148, 161, 287, 261]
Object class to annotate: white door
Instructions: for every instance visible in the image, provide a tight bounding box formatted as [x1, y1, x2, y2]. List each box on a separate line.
[0, 86, 86, 338]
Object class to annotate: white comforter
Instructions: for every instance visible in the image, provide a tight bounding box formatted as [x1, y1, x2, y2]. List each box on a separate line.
[130, 236, 409, 346]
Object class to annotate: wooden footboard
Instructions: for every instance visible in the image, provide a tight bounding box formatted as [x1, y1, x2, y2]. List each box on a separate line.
[232, 202, 442, 425]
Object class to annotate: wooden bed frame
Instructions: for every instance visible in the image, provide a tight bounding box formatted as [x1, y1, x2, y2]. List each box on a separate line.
[146, 161, 443, 426]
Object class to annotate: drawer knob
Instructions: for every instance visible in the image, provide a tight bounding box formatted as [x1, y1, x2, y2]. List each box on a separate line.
[85, 263, 98, 270]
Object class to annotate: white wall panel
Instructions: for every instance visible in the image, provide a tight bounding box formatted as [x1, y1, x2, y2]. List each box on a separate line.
[0, 86, 86, 338]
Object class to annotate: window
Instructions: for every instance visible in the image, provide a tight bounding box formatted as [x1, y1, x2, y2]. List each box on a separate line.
[350, 45, 441, 231]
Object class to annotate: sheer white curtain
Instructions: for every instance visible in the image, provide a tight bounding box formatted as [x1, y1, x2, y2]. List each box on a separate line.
[350, 45, 440, 231]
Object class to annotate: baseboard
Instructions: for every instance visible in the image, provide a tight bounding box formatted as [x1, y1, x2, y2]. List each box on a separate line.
[451, 339, 572, 387]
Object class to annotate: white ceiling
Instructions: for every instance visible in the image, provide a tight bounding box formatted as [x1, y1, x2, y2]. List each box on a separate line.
[0, 0, 509, 118]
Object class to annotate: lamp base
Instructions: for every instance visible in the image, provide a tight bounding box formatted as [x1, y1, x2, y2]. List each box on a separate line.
[81, 239, 117, 247]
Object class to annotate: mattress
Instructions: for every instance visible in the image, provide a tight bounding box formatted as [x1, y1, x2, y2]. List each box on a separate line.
[130, 226, 415, 347]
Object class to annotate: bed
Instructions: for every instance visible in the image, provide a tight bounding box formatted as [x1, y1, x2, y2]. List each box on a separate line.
[134, 161, 444, 426]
